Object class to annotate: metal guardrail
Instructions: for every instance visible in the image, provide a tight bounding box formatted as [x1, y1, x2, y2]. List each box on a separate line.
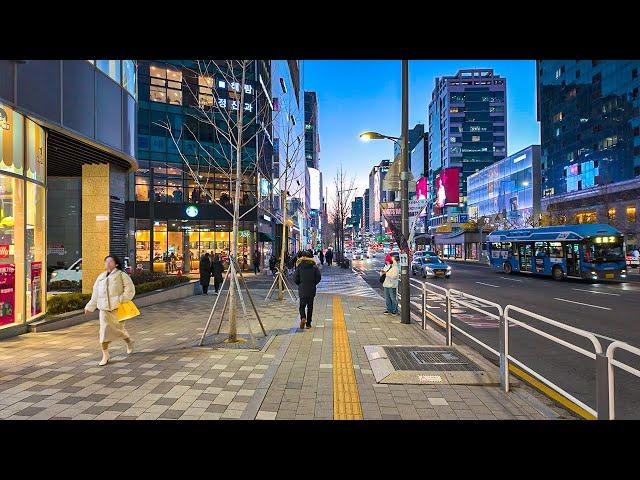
[412, 279, 640, 420]
[606, 341, 640, 419]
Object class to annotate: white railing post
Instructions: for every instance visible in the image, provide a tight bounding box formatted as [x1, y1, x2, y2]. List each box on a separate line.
[595, 352, 610, 420]
[446, 292, 452, 346]
[499, 312, 509, 393]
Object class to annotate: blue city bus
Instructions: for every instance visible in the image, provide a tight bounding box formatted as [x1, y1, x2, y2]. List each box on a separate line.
[486, 224, 627, 282]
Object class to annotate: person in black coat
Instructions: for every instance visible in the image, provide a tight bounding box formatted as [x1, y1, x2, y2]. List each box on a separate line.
[211, 254, 224, 294]
[293, 250, 322, 329]
[325, 248, 333, 266]
[199, 253, 212, 294]
[319, 249, 325, 265]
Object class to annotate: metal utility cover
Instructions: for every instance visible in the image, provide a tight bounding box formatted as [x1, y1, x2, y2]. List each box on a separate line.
[384, 346, 482, 372]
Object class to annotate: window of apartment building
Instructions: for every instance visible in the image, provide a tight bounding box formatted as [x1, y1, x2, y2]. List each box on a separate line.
[450, 136, 457, 143]
[627, 206, 637, 223]
[576, 211, 597, 224]
[471, 135, 480, 142]
[449, 107, 460, 113]
[198, 75, 214, 107]
[608, 208, 616, 222]
[633, 68, 638, 80]
[150, 65, 183, 105]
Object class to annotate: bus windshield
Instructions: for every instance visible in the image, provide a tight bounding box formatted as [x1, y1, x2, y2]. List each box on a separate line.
[586, 241, 625, 263]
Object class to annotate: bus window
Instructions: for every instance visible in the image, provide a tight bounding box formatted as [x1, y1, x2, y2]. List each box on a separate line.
[534, 242, 548, 257]
[549, 242, 563, 259]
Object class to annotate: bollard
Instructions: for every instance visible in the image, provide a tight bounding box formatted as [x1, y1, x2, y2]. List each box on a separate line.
[499, 314, 509, 393]
[595, 353, 610, 420]
[446, 294, 452, 346]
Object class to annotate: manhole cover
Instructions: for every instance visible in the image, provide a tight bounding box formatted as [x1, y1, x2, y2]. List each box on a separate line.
[384, 346, 482, 372]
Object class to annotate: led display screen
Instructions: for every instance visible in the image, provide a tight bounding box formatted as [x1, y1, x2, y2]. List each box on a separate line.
[435, 167, 460, 207]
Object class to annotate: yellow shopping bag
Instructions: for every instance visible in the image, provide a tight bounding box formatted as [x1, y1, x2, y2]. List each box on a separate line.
[116, 301, 140, 322]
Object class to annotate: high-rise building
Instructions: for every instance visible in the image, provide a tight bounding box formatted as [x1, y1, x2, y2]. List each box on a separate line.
[129, 60, 274, 272]
[363, 187, 370, 232]
[394, 123, 425, 164]
[368, 159, 391, 235]
[351, 196, 363, 230]
[304, 91, 322, 248]
[538, 60, 640, 248]
[427, 69, 507, 234]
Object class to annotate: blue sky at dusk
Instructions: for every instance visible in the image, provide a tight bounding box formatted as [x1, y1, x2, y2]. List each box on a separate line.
[303, 60, 539, 195]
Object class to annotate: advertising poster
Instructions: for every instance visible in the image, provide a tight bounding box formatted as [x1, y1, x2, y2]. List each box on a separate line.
[31, 261, 42, 316]
[435, 167, 460, 207]
[0, 263, 15, 326]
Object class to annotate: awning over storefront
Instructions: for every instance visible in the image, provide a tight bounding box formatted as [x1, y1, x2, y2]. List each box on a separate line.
[259, 232, 275, 242]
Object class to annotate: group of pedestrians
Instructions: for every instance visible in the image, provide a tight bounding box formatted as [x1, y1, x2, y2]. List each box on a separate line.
[198, 253, 224, 295]
[82, 243, 396, 367]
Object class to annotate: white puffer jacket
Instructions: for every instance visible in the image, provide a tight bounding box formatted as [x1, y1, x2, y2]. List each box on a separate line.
[85, 269, 136, 312]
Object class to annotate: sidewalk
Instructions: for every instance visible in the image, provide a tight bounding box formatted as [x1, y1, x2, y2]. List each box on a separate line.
[0, 266, 569, 420]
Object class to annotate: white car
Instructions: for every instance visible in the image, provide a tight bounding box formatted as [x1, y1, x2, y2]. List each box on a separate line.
[49, 258, 83, 283]
[352, 250, 363, 260]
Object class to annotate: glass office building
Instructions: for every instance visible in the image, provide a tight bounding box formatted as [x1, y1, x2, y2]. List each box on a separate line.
[538, 60, 640, 247]
[428, 69, 507, 233]
[467, 145, 541, 227]
[129, 60, 274, 273]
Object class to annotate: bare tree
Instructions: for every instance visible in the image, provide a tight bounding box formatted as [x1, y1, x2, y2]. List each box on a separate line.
[329, 165, 357, 263]
[154, 60, 296, 342]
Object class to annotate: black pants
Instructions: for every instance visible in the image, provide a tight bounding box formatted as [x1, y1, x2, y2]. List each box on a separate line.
[299, 296, 315, 326]
[254, 263, 260, 274]
[201, 280, 210, 294]
[213, 275, 222, 292]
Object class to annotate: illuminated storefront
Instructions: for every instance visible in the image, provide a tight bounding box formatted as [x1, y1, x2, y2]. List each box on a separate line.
[133, 218, 255, 273]
[0, 103, 46, 330]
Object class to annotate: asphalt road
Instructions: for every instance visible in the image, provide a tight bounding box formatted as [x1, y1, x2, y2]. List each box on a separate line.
[351, 255, 640, 419]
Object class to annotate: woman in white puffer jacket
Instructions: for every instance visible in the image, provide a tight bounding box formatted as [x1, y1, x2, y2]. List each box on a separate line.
[85, 255, 136, 366]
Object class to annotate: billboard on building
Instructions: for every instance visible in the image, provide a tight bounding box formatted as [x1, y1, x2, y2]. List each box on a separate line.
[416, 176, 428, 200]
[435, 167, 460, 207]
[308, 167, 321, 210]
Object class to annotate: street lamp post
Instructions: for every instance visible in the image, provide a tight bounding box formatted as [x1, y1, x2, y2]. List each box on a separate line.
[359, 60, 411, 324]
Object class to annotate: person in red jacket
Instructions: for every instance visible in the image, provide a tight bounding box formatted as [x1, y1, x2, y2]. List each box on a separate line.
[385, 252, 392, 264]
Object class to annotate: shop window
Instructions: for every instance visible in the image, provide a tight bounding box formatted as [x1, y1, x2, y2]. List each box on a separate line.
[0, 175, 25, 329]
[0, 104, 25, 176]
[26, 118, 46, 183]
[627, 206, 636, 223]
[576, 211, 596, 224]
[607, 208, 616, 222]
[26, 182, 45, 321]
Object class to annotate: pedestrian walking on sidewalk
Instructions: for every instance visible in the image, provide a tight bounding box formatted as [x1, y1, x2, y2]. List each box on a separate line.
[253, 249, 261, 274]
[199, 252, 212, 294]
[319, 249, 325, 265]
[325, 248, 333, 267]
[211, 254, 224, 294]
[380, 255, 399, 315]
[294, 250, 322, 329]
[84, 255, 136, 366]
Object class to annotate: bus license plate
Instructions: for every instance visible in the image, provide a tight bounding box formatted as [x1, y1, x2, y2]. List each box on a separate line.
[605, 273, 614, 279]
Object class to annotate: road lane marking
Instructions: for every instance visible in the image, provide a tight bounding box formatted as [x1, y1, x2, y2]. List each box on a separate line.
[553, 298, 611, 310]
[500, 277, 523, 282]
[572, 288, 620, 297]
[475, 281, 499, 288]
[332, 296, 363, 420]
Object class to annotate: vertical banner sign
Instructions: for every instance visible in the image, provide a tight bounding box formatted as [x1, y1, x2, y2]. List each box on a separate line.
[31, 261, 42, 316]
[0, 263, 15, 325]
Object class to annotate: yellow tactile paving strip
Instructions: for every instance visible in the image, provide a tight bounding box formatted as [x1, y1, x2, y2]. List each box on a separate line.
[332, 296, 363, 420]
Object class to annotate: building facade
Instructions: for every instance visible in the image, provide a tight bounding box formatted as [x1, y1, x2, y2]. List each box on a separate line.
[304, 91, 322, 249]
[467, 145, 541, 228]
[363, 187, 370, 232]
[538, 60, 640, 249]
[128, 60, 273, 274]
[368, 159, 391, 235]
[0, 60, 137, 335]
[428, 69, 507, 234]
